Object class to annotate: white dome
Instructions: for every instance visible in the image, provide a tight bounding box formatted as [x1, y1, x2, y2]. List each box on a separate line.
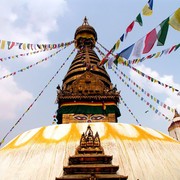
[0, 122, 180, 180]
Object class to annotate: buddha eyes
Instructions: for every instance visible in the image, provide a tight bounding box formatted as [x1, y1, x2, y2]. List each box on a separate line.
[90, 115, 105, 120]
[73, 114, 88, 120]
[73, 114, 105, 121]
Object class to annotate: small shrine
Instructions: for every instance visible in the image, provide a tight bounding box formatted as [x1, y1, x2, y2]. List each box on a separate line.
[56, 125, 128, 180]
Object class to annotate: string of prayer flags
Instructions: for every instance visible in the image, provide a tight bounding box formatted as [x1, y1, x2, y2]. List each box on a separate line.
[96, 42, 126, 67]
[124, 0, 154, 39]
[97, 0, 155, 66]
[142, 0, 153, 16]
[0, 40, 74, 51]
[0, 47, 75, 81]
[96, 42, 115, 66]
[96, 43, 125, 68]
[118, 10, 180, 60]
[157, 17, 169, 46]
[96, 41, 180, 71]
[121, 43, 180, 66]
[120, 96, 141, 126]
[0, 47, 76, 147]
[95, 46, 106, 57]
[128, 65, 180, 94]
[169, 8, 180, 31]
[0, 49, 61, 80]
[114, 65, 175, 113]
[112, 66, 172, 122]
[0, 49, 46, 62]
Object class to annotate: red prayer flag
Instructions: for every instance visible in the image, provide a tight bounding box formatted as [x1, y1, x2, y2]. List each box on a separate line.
[143, 29, 157, 54]
[126, 21, 135, 33]
[168, 45, 176, 54]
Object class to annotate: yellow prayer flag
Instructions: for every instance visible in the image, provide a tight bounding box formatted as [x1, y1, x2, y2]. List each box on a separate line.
[142, 4, 153, 16]
[154, 52, 161, 58]
[118, 57, 124, 64]
[1, 40, 6, 49]
[115, 39, 120, 50]
[40, 44, 43, 50]
[169, 8, 180, 31]
[23, 43, 26, 50]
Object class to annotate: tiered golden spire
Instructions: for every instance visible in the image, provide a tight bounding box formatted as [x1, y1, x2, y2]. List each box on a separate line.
[56, 18, 120, 124]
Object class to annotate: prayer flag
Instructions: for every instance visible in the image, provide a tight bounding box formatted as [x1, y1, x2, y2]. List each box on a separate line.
[126, 21, 135, 33]
[132, 37, 144, 58]
[118, 44, 135, 59]
[7, 41, 15, 49]
[175, 44, 180, 51]
[120, 34, 124, 42]
[157, 18, 169, 46]
[154, 52, 161, 58]
[143, 29, 157, 54]
[23, 43, 26, 50]
[1, 40, 6, 49]
[108, 57, 115, 69]
[148, 0, 153, 10]
[169, 8, 180, 31]
[168, 45, 176, 53]
[142, 3, 153, 16]
[115, 39, 120, 50]
[136, 13, 143, 26]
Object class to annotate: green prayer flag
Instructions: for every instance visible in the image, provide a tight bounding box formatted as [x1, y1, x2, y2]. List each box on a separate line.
[175, 44, 180, 51]
[113, 57, 118, 66]
[136, 13, 143, 26]
[157, 17, 169, 46]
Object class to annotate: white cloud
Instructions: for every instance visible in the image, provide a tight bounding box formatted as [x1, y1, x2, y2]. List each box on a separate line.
[129, 64, 180, 118]
[0, 0, 69, 66]
[0, 66, 33, 120]
[0, 0, 69, 122]
[0, 0, 68, 42]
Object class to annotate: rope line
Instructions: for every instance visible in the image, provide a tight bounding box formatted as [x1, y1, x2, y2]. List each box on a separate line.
[0, 47, 76, 146]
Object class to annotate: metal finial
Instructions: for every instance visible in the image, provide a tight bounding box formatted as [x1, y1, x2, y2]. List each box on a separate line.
[83, 16, 89, 25]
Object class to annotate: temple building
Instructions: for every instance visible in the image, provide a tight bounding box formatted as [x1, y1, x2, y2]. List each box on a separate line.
[0, 18, 180, 180]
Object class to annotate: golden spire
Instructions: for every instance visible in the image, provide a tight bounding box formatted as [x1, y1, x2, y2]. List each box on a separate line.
[56, 18, 120, 124]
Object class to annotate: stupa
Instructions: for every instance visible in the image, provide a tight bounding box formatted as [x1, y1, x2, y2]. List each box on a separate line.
[0, 17, 180, 180]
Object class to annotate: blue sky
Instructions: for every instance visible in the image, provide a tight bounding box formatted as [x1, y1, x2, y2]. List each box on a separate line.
[0, 0, 179, 146]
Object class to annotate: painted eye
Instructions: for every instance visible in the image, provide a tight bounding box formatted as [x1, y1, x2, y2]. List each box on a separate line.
[90, 115, 105, 120]
[73, 114, 88, 120]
